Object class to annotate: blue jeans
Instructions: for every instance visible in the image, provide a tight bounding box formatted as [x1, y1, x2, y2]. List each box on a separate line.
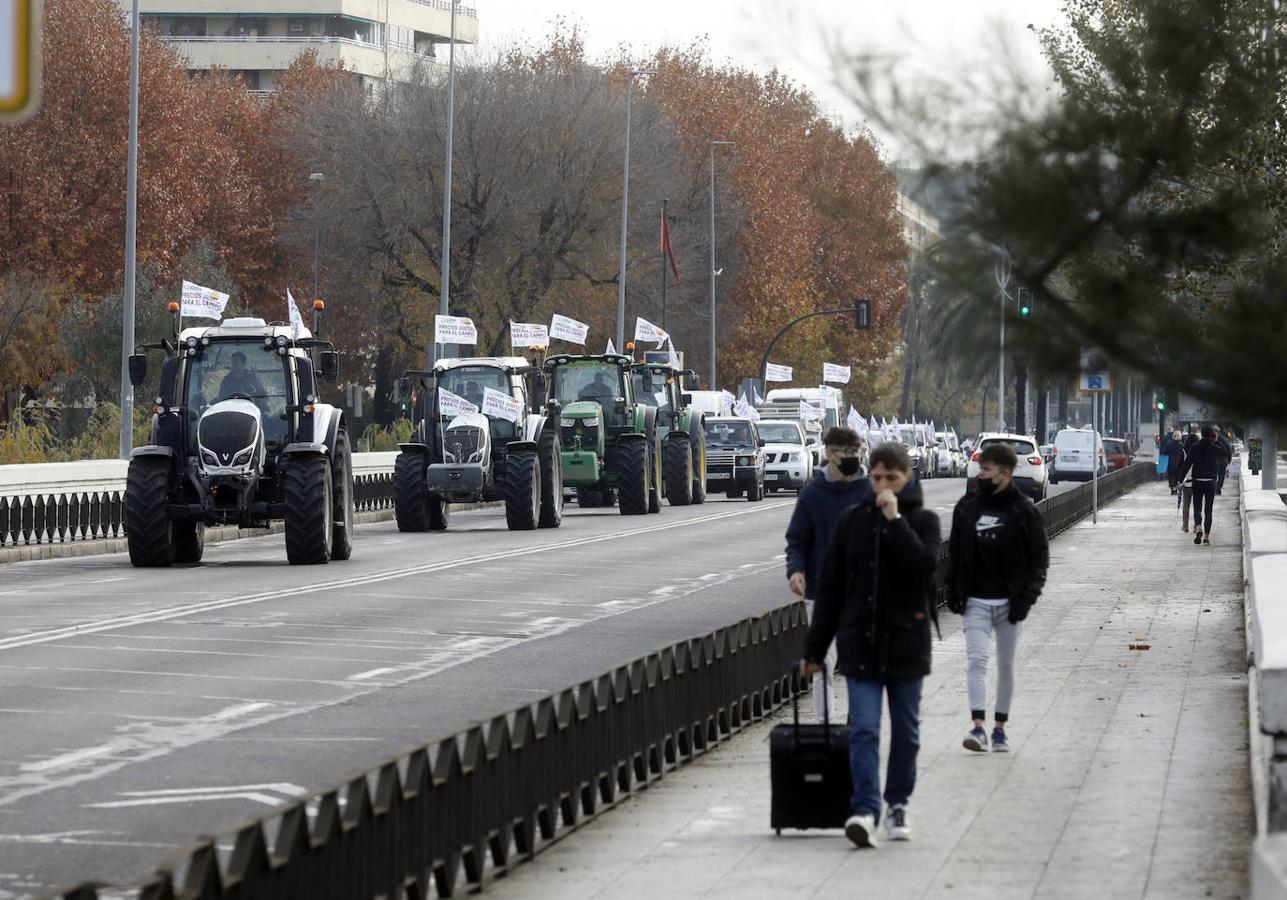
[846, 677, 923, 820]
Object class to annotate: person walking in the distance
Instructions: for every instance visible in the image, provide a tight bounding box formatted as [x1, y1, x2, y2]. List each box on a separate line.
[1162, 428, 1186, 494]
[800, 443, 941, 849]
[785, 427, 870, 719]
[947, 443, 1049, 753]
[1179, 424, 1229, 545]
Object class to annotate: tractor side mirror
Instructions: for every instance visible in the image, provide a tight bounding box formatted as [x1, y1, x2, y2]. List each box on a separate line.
[128, 353, 148, 388]
[396, 376, 411, 403]
[319, 350, 340, 382]
[681, 393, 693, 405]
[533, 372, 548, 396]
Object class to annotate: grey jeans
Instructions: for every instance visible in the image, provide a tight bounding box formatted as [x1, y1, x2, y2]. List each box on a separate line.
[964, 599, 1020, 720]
[805, 599, 838, 721]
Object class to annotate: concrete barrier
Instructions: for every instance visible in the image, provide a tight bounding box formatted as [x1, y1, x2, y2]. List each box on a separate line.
[1240, 451, 1287, 897]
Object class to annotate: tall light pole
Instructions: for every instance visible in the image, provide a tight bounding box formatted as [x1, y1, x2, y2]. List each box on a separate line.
[309, 172, 325, 302]
[708, 140, 734, 390]
[432, 0, 459, 367]
[118, 0, 142, 459]
[993, 248, 1011, 433]
[616, 69, 654, 350]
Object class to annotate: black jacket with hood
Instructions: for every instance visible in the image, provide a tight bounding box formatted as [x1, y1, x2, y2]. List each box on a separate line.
[802, 477, 942, 681]
[946, 483, 1049, 623]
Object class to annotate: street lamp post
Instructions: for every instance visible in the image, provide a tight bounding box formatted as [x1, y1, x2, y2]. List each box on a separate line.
[994, 249, 1011, 433]
[708, 140, 734, 390]
[117, 0, 141, 459]
[616, 70, 654, 350]
[431, 0, 459, 368]
[309, 172, 325, 302]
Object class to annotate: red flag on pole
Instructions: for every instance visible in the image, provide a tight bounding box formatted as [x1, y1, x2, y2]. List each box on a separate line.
[661, 213, 681, 283]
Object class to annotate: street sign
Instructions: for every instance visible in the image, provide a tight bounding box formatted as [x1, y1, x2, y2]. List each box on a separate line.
[1174, 393, 1217, 422]
[0, 0, 39, 123]
[1080, 372, 1112, 392]
[1079, 346, 1111, 392]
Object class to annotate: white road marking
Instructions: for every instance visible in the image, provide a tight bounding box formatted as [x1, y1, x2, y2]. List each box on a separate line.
[84, 782, 307, 809]
[349, 666, 401, 681]
[20, 743, 118, 773]
[0, 501, 791, 653]
[90, 576, 128, 585]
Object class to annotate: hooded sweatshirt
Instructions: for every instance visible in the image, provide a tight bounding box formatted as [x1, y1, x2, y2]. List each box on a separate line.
[784, 469, 872, 599]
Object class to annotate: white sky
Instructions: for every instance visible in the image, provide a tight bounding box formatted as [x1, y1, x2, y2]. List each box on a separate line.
[469, 0, 1067, 160]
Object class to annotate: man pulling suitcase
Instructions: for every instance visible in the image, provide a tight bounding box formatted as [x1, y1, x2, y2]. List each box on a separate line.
[797, 443, 941, 848]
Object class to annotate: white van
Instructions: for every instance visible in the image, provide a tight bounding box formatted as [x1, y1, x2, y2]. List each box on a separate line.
[759, 387, 843, 430]
[1050, 427, 1106, 483]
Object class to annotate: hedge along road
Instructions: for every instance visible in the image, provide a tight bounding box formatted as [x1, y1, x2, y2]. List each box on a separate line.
[0, 479, 979, 896]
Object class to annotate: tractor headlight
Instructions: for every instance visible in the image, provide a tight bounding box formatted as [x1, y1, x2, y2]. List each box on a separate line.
[200, 449, 217, 466]
[185, 336, 198, 349]
[275, 335, 288, 347]
[232, 447, 254, 467]
[559, 417, 577, 428]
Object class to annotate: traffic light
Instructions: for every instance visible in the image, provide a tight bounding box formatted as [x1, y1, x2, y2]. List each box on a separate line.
[1152, 394, 1167, 411]
[854, 299, 871, 330]
[1017, 288, 1033, 319]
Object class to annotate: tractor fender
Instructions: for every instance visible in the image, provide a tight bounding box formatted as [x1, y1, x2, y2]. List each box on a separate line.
[616, 432, 647, 443]
[310, 404, 345, 453]
[505, 440, 539, 454]
[398, 442, 431, 455]
[640, 405, 658, 440]
[130, 445, 177, 461]
[522, 413, 548, 445]
[666, 429, 690, 442]
[281, 441, 328, 458]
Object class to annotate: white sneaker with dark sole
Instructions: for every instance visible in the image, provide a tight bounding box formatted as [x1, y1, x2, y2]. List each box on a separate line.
[844, 813, 878, 849]
[963, 725, 989, 752]
[884, 805, 911, 841]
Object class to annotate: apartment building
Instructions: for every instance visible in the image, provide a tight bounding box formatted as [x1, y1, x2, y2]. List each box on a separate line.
[119, 1, 479, 94]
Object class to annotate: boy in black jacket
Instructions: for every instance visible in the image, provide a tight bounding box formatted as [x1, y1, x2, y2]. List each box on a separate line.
[800, 443, 942, 849]
[947, 443, 1049, 753]
[1179, 424, 1229, 544]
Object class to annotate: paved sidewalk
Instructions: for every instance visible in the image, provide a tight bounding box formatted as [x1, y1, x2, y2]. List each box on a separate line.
[485, 481, 1249, 900]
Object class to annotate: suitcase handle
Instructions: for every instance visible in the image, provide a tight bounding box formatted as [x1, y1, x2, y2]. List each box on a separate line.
[792, 662, 832, 735]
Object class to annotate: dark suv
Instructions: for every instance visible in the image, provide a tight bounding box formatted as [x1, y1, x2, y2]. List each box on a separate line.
[702, 417, 766, 501]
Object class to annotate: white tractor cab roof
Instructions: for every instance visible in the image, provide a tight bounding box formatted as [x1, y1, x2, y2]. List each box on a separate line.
[432, 356, 532, 373]
[179, 318, 315, 359]
[765, 386, 843, 407]
[687, 390, 735, 417]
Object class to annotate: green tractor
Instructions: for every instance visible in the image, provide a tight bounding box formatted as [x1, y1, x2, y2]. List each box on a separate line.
[631, 360, 707, 506]
[543, 353, 664, 515]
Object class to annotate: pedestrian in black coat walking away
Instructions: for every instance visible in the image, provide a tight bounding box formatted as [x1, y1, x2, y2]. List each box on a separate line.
[1162, 429, 1186, 493]
[1179, 424, 1229, 545]
[946, 443, 1049, 754]
[800, 443, 942, 849]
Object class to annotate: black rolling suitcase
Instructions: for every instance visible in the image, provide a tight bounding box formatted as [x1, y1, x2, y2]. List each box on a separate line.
[769, 666, 852, 833]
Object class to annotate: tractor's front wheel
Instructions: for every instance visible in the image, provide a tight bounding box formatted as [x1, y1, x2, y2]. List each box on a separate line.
[393, 451, 429, 532]
[664, 438, 693, 506]
[576, 487, 604, 508]
[505, 450, 541, 530]
[330, 428, 354, 560]
[616, 439, 649, 515]
[647, 437, 663, 514]
[173, 522, 204, 564]
[283, 454, 334, 564]
[538, 431, 564, 529]
[689, 429, 707, 505]
[126, 456, 175, 568]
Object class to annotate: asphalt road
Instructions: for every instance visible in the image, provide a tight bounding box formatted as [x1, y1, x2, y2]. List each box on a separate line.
[0, 475, 1067, 897]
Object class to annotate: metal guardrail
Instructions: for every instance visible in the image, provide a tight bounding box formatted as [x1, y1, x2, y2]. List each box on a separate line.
[1, 459, 398, 548]
[49, 603, 809, 900]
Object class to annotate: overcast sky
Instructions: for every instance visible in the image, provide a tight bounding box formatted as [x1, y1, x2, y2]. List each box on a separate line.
[469, 0, 1067, 160]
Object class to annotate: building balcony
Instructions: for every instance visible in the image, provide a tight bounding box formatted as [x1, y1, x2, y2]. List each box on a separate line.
[159, 34, 443, 81]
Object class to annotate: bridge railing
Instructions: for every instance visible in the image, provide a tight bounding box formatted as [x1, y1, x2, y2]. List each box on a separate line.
[0, 453, 399, 548]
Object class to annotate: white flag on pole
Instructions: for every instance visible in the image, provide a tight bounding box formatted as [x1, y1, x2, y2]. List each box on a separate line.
[765, 363, 793, 383]
[665, 335, 680, 368]
[286, 289, 305, 340]
[823, 363, 851, 384]
[482, 387, 523, 423]
[634, 317, 669, 344]
[435, 315, 478, 346]
[869, 414, 879, 435]
[509, 321, 548, 348]
[437, 387, 479, 419]
[549, 313, 589, 345]
[800, 400, 824, 422]
[734, 398, 760, 421]
[606, 337, 618, 355]
[180, 281, 229, 320]
[847, 406, 864, 433]
[721, 390, 737, 414]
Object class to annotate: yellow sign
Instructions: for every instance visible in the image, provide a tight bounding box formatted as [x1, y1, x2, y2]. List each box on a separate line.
[0, 0, 39, 122]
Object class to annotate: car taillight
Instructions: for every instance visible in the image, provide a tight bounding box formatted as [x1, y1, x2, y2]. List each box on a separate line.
[970, 451, 980, 461]
[1028, 456, 1043, 465]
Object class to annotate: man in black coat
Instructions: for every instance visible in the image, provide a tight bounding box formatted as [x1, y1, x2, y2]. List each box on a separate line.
[800, 443, 941, 849]
[947, 443, 1049, 754]
[1179, 424, 1229, 544]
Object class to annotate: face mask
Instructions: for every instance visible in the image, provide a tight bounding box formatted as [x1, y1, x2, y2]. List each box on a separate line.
[837, 457, 861, 476]
[976, 476, 999, 496]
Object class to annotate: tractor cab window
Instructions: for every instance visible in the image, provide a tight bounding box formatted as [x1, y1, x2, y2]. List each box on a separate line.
[704, 420, 754, 447]
[631, 370, 671, 411]
[185, 341, 291, 453]
[551, 362, 625, 408]
[436, 365, 514, 438]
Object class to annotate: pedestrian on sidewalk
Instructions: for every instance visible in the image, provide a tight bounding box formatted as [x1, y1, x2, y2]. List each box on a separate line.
[1216, 429, 1233, 495]
[1179, 431, 1199, 532]
[1162, 428, 1186, 494]
[947, 443, 1050, 754]
[1179, 424, 1228, 545]
[786, 426, 871, 720]
[799, 443, 942, 849]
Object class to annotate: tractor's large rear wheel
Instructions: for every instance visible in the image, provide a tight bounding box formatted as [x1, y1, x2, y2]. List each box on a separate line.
[126, 456, 175, 568]
[330, 428, 354, 560]
[538, 431, 564, 529]
[506, 450, 541, 530]
[616, 439, 648, 515]
[664, 438, 693, 506]
[284, 454, 333, 565]
[689, 429, 707, 505]
[393, 451, 429, 532]
[647, 436, 663, 514]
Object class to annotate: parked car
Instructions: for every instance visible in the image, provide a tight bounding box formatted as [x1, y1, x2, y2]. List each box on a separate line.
[1103, 437, 1132, 472]
[1049, 427, 1106, 483]
[757, 419, 813, 493]
[933, 430, 962, 477]
[966, 431, 1050, 501]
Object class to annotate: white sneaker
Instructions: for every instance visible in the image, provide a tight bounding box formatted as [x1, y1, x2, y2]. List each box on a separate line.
[884, 804, 911, 841]
[844, 813, 879, 849]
